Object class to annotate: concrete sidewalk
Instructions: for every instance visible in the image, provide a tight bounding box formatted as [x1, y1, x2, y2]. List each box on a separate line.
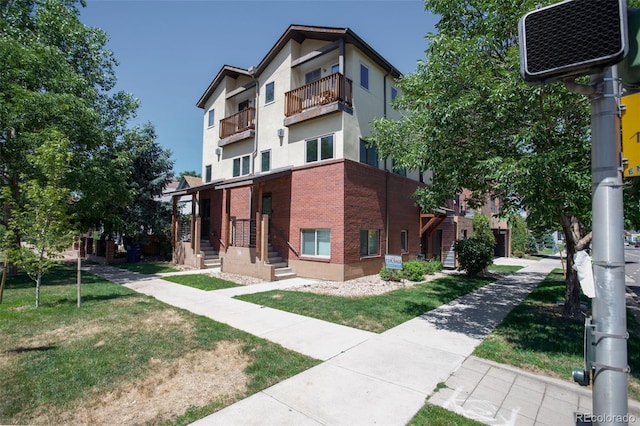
[86, 257, 639, 425]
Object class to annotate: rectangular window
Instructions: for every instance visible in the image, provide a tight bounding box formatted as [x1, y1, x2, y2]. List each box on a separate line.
[360, 64, 369, 89]
[360, 230, 380, 257]
[205, 165, 212, 183]
[301, 229, 331, 257]
[392, 159, 407, 177]
[207, 109, 215, 127]
[261, 150, 270, 172]
[305, 68, 321, 84]
[331, 63, 339, 74]
[401, 230, 408, 253]
[233, 155, 251, 177]
[391, 87, 398, 101]
[265, 81, 274, 104]
[359, 139, 379, 168]
[306, 134, 334, 163]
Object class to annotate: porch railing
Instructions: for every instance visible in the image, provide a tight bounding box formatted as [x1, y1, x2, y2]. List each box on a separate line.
[219, 107, 256, 139]
[284, 73, 353, 117]
[231, 218, 256, 248]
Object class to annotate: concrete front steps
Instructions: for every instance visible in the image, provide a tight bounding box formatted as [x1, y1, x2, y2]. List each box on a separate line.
[200, 240, 221, 269]
[266, 244, 296, 281]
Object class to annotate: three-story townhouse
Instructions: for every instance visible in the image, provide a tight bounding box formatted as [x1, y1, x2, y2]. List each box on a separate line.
[170, 25, 510, 281]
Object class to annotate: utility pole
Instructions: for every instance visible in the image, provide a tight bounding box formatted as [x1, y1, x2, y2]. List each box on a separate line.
[590, 66, 629, 425]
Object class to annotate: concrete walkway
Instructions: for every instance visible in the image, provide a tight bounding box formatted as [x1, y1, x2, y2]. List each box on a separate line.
[86, 257, 640, 425]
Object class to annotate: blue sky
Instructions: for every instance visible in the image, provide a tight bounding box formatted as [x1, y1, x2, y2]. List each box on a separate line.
[79, 1, 439, 175]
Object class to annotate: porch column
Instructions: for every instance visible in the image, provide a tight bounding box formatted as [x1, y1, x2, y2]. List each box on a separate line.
[260, 214, 269, 263]
[171, 195, 178, 245]
[190, 193, 197, 250]
[221, 188, 230, 251]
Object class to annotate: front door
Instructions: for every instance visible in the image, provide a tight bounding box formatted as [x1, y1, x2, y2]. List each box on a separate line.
[201, 198, 210, 239]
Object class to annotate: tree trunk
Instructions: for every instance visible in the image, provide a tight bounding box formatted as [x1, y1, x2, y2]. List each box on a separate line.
[560, 213, 592, 318]
[35, 272, 41, 308]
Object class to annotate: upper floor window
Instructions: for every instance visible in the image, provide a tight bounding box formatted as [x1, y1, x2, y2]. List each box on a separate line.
[233, 155, 251, 177]
[207, 109, 215, 127]
[205, 165, 212, 183]
[331, 63, 339, 74]
[391, 87, 398, 101]
[392, 159, 407, 177]
[360, 64, 369, 89]
[306, 134, 334, 163]
[261, 150, 271, 172]
[360, 139, 379, 168]
[305, 68, 321, 84]
[265, 82, 275, 104]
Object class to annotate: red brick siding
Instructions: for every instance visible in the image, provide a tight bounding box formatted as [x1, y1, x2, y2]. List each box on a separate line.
[289, 161, 345, 264]
[386, 172, 423, 259]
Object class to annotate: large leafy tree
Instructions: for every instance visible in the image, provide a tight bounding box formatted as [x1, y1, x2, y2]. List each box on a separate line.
[370, 0, 639, 317]
[0, 0, 139, 242]
[109, 123, 174, 245]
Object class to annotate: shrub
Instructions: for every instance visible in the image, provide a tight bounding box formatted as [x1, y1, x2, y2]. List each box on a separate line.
[424, 259, 443, 275]
[472, 213, 496, 247]
[513, 250, 524, 258]
[402, 260, 426, 282]
[380, 267, 403, 282]
[454, 237, 494, 277]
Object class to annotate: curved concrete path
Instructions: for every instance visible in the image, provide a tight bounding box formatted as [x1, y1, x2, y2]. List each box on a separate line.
[86, 257, 640, 425]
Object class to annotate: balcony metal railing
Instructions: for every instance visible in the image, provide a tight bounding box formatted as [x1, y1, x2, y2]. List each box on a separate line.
[284, 73, 352, 117]
[219, 107, 256, 139]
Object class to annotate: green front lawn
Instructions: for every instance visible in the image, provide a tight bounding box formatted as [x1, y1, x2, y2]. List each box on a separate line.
[163, 274, 241, 291]
[474, 269, 640, 400]
[487, 264, 523, 274]
[0, 265, 318, 424]
[237, 275, 493, 333]
[116, 261, 178, 274]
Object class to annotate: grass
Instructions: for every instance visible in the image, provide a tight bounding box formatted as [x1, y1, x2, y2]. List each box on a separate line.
[116, 261, 178, 274]
[473, 269, 640, 400]
[487, 264, 523, 274]
[407, 404, 484, 425]
[163, 274, 241, 291]
[0, 264, 319, 424]
[237, 275, 493, 333]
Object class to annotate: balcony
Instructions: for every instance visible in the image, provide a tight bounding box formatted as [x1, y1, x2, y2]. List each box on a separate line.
[219, 107, 256, 146]
[284, 73, 353, 125]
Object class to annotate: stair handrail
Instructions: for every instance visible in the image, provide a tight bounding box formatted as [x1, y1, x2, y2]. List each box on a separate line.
[270, 223, 299, 257]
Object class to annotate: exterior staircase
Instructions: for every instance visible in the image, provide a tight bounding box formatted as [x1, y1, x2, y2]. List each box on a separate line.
[200, 240, 221, 269]
[266, 243, 296, 280]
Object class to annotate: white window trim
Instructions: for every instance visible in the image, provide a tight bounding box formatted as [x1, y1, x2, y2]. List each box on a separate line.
[301, 229, 331, 258]
[305, 134, 335, 164]
[207, 109, 215, 128]
[233, 155, 251, 177]
[360, 229, 380, 258]
[265, 81, 275, 105]
[261, 149, 271, 173]
[360, 63, 369, 90]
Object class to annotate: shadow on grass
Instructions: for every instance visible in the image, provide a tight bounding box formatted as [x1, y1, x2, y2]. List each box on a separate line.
[8, 345, 57, 354]
[4, 266, 105, 290]
[40, 293, 138, 308]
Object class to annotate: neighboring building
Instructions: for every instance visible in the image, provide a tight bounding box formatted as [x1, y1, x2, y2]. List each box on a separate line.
[171, 25, 509, 281]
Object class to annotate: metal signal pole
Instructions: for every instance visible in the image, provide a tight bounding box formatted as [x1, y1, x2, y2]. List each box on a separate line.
[590, 65, 629, 425]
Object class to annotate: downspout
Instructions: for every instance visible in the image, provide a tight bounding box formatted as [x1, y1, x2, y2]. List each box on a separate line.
[383, 69, 391, 255]
[248, 67, 259, 221]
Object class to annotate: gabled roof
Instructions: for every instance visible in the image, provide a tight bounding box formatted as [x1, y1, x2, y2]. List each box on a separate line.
[196, 24, 403, 109]
[176, 175, 202, 191]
